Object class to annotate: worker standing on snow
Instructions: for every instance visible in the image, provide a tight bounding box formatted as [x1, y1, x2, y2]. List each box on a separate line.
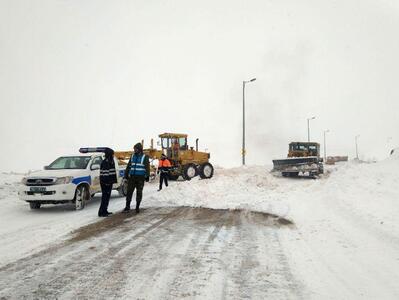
[98, 148, 117, 217]
[123, 143, 150, 213]
[157, 154, 171, 191]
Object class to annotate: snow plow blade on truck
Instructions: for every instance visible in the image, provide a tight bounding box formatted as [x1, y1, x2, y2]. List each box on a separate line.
[272, 142, 324, 177]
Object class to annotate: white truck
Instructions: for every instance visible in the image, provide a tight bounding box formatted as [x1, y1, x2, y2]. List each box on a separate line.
[18, 148, 127, 210]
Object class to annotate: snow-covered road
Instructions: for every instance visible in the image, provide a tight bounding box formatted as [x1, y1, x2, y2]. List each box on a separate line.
[0, 155, 398, 299]
[0, 207, 299, 299]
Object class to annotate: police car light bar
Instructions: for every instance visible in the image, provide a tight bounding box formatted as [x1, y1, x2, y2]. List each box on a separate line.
[79, 147, 113, 153]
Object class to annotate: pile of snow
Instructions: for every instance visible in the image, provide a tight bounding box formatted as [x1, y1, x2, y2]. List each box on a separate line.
[146, 166, 293, 218]
[323, 158, 399, 233]
[0, 172, 23, 200]
[276, 157, 399, 299]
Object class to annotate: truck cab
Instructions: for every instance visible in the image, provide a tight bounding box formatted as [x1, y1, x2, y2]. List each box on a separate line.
[288, 142, 320, 158]
[19, 150, 125, 210]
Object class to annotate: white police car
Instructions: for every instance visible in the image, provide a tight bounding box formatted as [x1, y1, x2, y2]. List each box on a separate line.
[19, 148, 126, 210]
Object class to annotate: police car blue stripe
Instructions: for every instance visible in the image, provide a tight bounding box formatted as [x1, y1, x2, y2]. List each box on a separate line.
[72, 176, 92, 185]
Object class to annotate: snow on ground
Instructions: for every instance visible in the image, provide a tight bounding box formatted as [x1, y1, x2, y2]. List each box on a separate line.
[146, 166, 290, 217]
[277, 157, 399, 299]
[0, 173, 128, 265]
[0, 155, 399, 299]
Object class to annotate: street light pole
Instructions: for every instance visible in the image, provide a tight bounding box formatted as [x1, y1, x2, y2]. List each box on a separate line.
[387, 137, 393, 155]
[242, 78, 256, 166]
[323, 129, 329, 162]
[307, 116, 316, 142]
[355, 135, 360, 160]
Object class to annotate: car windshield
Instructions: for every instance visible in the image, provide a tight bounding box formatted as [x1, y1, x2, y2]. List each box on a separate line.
[48, 156, 91, 169]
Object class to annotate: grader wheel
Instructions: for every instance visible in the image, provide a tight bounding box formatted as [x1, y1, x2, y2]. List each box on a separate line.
[199, 163, 214, 179]
[183, 164, 197, 181]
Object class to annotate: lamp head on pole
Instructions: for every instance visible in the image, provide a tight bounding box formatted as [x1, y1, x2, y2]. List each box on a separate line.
[244, 78, 257, 84]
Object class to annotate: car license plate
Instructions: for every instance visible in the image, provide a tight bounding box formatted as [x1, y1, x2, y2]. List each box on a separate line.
[30, 187, 46, 193]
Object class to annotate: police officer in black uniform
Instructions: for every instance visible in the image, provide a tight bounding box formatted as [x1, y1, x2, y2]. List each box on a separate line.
[98, 148, 117, 217]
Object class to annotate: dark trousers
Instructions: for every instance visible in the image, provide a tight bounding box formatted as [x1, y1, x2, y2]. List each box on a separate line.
[159, 172, 168, 190]
[125, 176, 145, 209]
[99, 183, 112, 216]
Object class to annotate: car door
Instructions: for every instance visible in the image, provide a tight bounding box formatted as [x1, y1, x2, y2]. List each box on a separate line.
[90, 156, 103, 193]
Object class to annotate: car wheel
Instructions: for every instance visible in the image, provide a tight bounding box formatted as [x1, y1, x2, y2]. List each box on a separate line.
[117, 180, 128, 197]
[75, 185, 89, 210]
[29, 202, 41, 209]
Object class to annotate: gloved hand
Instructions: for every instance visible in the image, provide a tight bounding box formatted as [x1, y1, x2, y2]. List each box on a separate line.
[157, 170, 160, 175]
[145, 177, 150, 182]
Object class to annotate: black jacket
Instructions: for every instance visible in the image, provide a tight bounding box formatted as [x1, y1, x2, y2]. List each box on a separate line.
[100, 158, 118, 185]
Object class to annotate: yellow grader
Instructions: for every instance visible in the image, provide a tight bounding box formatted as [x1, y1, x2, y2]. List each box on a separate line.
[115, 133, 214, 181]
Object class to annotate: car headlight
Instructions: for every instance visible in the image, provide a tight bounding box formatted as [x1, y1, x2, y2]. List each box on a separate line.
[55, 176, 73, 185]
[21, 177, 27, 185]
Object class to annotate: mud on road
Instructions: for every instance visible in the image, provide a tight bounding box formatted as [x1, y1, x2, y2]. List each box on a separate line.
[0, 207, 300, 299]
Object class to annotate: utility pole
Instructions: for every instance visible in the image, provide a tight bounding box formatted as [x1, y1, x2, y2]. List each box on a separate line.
[242, 78, 256, 165]
[355, 135, 360, 160]
[323, 129, 329, 162]
[387, 137, 393, 155]
[307, 116, 316, 142]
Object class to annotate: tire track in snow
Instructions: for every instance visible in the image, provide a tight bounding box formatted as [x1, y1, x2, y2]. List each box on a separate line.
[0, 207, 296, 299]
[0, 208, 186, 299]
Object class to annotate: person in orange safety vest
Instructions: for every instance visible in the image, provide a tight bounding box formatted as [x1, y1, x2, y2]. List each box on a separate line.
[158, 154, 172, 191]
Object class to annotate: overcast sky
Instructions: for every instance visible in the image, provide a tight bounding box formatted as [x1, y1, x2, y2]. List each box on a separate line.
[1, 0, 398, 172]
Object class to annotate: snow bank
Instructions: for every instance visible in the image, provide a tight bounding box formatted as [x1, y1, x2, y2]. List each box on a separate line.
[0, 172, 23, 195]
[146, 166, 293, 218]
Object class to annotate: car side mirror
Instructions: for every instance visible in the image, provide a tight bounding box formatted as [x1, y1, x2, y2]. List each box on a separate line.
[44, 166, 49, 170]
[91, 164, 100, 171]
